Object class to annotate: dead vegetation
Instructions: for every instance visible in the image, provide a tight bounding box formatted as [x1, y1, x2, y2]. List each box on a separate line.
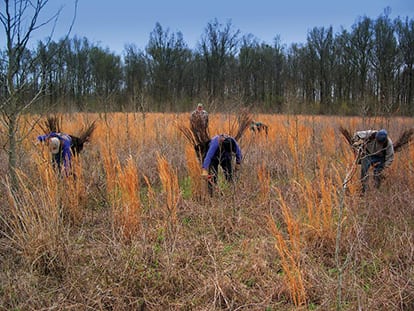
[0, 112, 413, 310]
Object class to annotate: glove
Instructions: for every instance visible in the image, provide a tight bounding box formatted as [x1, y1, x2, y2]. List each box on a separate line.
[235, 163, 241, 171]
[201, 168, 209, 177]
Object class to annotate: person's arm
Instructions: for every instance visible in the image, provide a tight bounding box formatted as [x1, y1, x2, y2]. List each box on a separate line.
[37, 134, 48, 142]
[384, 138, 394, 167]
[202, 137, 219, 169]
[231, 138, 242, 164]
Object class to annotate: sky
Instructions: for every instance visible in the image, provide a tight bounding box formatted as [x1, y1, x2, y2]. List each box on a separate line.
[17, 0, 414, 56]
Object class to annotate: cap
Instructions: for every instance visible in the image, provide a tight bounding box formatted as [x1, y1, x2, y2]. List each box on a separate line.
[49, 137, 60, 154]
[375, 129, 387, 142]
[197, 103, 203, 108]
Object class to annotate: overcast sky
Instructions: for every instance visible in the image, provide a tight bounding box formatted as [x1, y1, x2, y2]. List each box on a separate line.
[19, 0, 414, 55]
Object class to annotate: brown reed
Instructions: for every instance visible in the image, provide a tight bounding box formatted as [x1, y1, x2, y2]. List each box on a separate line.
[157, 153, 180, 224]
[257, 161, 271, 203]
[100, 137, 142, 240]
[296, 156, 339, 244]
[3, 167, 68, 276]
[185, 144, 205, 200]
[267, 188, 306, 306]
[99, 137, 120, 197]
[143, 174, 157, 210]
[60, 157, 85, 224]
[117, 156, 141, 241]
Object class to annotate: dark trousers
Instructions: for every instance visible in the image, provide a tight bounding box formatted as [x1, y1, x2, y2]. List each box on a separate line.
[208, 157, 233, 195]
[360, 155, 385, 192]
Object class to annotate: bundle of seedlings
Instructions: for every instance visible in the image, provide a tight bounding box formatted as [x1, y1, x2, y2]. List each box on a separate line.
[39, 115, 97, 156]
[339, 126, 414, 154]
[177, 108, 253, 162]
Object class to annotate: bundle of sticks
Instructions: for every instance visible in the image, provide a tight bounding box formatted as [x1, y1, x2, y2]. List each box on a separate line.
[339, 126, 414, 153]
[39, 115, 97, 156]
[176, 108, 253, 162]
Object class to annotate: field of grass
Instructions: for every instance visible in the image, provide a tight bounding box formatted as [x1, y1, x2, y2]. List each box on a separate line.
[0, 112, 413, 310]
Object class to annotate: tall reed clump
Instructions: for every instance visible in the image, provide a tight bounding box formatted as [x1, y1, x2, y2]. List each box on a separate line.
[143, 174, 157, 210]
[299, 156, 339, 244]
[100, 136, 120, 197]
[157, 153, 180, 225]
[185, 144, 204, 200]
[35, 143, 84, 224]
[267, 188, 307, 307]
[60, 157, 86, 224]
[257, 161, 271, 203]
[2, 162, 69, 277]
[116, 156, 142, 241]
[100, 139, 141, 240]
[286, 116, 312, 180]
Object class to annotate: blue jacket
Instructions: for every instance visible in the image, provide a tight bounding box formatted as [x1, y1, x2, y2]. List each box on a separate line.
[202, 135, 242, 169]
[38, 132, 72, 170]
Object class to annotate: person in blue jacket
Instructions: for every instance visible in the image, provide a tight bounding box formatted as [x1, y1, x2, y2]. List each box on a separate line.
[201, 134, 242, 194]
[37, 132, 73, 175]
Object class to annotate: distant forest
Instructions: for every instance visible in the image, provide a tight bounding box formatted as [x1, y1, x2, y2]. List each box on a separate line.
[2, 11, 414, 116]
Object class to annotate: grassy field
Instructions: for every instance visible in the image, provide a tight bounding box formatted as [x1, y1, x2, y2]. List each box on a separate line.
[0, 112, 413, 310]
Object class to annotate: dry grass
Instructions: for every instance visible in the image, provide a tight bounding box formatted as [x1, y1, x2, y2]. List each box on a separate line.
[0, 112, 413, 310]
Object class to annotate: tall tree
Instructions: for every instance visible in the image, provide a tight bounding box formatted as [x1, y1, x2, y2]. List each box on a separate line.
[124, 44, 148, 111]
[198, 19, 240, 103]
[65, 36, 94, 110]
[347, 16, 374, 112]
[395, 17, 414, 113]
[238, 34, 259, 102]
[146, 22, 190, 110]
[371, 10, 399, 113]
[89, 46, 123, 110]
[306, 26, 335, 111]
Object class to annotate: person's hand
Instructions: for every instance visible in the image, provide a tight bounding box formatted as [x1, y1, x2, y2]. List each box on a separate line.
[201, 168, 209, 177]
[235, 163, 241, 171]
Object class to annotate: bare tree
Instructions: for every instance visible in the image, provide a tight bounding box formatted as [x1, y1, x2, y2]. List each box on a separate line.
[0, 0, 77, 189]
[199, 19, 240, 102]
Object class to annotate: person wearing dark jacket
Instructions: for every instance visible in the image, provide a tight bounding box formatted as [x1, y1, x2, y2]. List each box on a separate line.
[352, 129, 394, 192]
[201, 134, 242, 194]
[38, 132, 73, 175]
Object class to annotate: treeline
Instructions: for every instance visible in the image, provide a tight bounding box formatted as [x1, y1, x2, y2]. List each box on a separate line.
[2, 13, 414, 115]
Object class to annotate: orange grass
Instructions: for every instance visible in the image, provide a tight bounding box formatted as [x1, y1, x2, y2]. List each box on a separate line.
[257, 161, 271, 203]
[157, 153, 180, 224]
[99, 136, 141, 240]
[3, 166, 69, 275]
[1, 112, 413, 310]
[267, 188, 306, 306]
[185, 143, 205, 200]
[60, 158, 86, 224]
[116, 157, 142, 240]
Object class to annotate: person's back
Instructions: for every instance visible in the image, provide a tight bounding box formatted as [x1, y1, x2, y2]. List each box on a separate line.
[201, 134, 242, 196]
[353, 129, 394, 165]
[353, 129, 394, 192]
